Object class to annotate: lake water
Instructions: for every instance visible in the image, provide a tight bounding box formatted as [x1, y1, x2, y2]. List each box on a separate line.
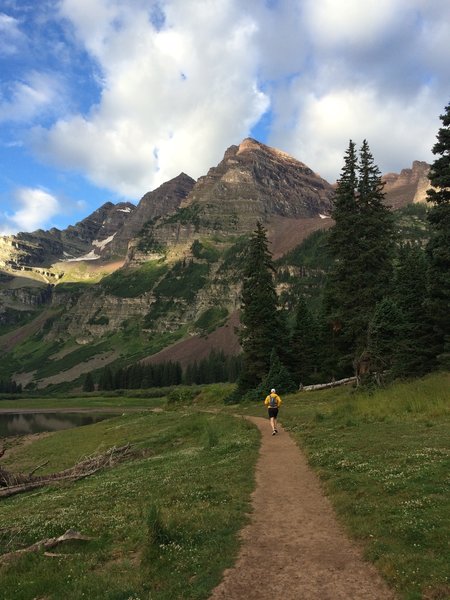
[0, 412, 115, 438]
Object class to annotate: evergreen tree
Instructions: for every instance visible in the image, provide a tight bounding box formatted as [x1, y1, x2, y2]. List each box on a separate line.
[98, 366, 113, 391]
[83, 372, 95, 392]
[356, 139, 395, 328]
[238, 222, 280, 391]
[367, 298, 403, 377]
[260, 349, 297, 395]
[184, 363, 195, 385]
[426, 101, 450, 368]
[290, 296, 316, 385]
[326, 140, 361, 366]
[327, 140, 395, 370]
[393, 244, 436, 376]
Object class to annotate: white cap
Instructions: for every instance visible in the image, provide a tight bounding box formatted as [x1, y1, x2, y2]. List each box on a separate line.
[271, 388, 276, 393]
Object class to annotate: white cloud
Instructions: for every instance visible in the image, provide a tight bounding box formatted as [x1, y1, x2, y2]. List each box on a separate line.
[32, 0, 269, 197]
[0, 187, 61, 234]
[304, 0, 412, 48]
[0, 71, 64, 124]
[0, 12, 26, 56]
[270, 84, 442, 182]
[267, 0, 449, 181]
[19, 0, 450, 199]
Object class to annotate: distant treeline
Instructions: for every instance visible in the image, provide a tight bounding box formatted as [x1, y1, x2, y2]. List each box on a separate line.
[0, 379, 22, 394]
[87, 350, 242, 391]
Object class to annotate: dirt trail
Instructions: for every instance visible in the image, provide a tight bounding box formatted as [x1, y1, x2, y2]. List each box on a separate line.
[210, 417, 396, 600]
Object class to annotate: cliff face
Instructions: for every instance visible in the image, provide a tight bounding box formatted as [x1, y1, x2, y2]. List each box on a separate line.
[130, 138, 334, 259]
[106, 173, 196, 257]
[186, 138, 333, 223]
[383, 161, 431, 209]
[0, 202, 136, 270]
[0, 139, 433, 389]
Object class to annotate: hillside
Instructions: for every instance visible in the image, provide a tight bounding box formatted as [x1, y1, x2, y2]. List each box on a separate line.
[0, 140, 432, 391]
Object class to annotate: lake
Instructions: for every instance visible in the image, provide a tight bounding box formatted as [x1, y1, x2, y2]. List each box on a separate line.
[0, 412, 115, 438]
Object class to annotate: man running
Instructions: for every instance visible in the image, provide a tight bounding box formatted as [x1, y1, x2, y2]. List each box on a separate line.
[264, 388, 282, 435]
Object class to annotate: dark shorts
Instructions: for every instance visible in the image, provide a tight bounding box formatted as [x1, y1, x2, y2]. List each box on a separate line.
[268, 407, 279, 419]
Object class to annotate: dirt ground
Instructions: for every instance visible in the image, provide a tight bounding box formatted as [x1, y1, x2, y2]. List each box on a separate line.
[209, 416, 396, 600]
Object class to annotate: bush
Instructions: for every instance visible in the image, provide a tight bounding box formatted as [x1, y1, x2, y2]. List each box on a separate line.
[195, 306, 229, 334]
[146, 503, 170, 545]
[101, 261, 167, 298]
[167, 387, 199, 404]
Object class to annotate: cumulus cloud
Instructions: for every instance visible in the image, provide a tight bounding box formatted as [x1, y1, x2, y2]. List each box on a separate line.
[267, 0, 450, 181]
[32, 0, 269, 196]
[0, 71, 64, 124]
[22, 0, 450, 196]
[270, 85, 440, 181]
[0, 12, 26, 56]
[0, 187, 61, 234]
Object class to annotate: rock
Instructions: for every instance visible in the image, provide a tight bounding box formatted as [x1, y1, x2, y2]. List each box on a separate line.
[107, 173, 196, 257]
[383, 161, 431, 209]
[130, 138, 334, 259]
[0, 202, 136, 270]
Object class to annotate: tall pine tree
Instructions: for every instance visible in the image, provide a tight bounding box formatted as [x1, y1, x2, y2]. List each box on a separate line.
[290, 295, 317, 385]
[238, 221, 280, 392]
[353, 140, 395, 352]
[326, 140, 360, 368]
[327, 140, 395, 371]
[392, 244, 436, 376]
[426, 101, 450, 368]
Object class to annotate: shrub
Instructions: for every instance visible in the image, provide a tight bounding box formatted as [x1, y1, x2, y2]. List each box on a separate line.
[167, 387, 199, 404]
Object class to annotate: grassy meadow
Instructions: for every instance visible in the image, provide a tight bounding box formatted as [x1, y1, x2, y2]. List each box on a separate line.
[0, 374, 448, 599]
[0, 406, 259, 600]
[273, 372, 450, 600]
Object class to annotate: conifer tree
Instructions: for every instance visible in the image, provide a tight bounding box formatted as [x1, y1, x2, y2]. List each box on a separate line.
[356, 139, 395, 317]
[260, 349, 297, 395]
[367, 298, 403, 376]
[327, 140, 360, 366]
[98, 366, 113, 391]
[290, 296, 316, 385]
[238, 222, 280, 391]
[393, 244, 436, 376]
[327, 140, 395, 370]
[426, 101, 450, 368]
[83, 372, 95, 392]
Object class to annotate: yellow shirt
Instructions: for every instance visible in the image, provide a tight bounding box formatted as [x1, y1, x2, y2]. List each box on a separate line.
[264, 393, 282, 408]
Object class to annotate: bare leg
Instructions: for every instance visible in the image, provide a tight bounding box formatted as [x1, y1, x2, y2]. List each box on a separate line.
[270, 416, 276, 432]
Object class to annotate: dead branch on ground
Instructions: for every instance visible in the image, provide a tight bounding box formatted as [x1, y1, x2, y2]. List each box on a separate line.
[0, 529, 93, 564]
[0, 444, 133, 499]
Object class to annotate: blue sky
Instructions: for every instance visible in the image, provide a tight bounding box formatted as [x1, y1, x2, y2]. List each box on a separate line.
[1, 0, 449, 235]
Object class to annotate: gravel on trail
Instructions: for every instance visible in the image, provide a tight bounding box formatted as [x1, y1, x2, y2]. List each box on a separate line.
[209, 416, 396, 600]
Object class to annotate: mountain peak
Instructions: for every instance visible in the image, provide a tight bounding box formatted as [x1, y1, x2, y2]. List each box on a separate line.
[383, 160, 431, 208]
[175, 138, 335, 234]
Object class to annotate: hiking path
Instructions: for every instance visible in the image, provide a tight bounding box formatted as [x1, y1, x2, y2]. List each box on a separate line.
[209, 416, 396, 600]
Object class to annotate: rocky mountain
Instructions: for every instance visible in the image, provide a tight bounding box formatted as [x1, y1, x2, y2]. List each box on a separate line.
[125, 138, 334, 263]
[0, 139, 433, 391]
[0, 201, 135, 272]
[106, 173, 196, 258]
[383, 160, 431, 209]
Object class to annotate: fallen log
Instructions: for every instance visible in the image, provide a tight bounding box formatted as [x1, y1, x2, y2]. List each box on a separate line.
[0, 444, 133, 498]
[0, 529, 93, 564]
[300, 376, 357, 391]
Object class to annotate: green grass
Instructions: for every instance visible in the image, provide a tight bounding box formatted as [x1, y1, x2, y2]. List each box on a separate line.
[0, 307, 37, 336]
[195, 306, 229, 334]
[34, 341, 112, 379]
[153, 261, 209, 301]
[2, 374, 448, 599]
[0, 408, 259, 600]
[273, 372, 450, 600]
[0, 394, 166, 411]
[101, 261, 168, 298]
